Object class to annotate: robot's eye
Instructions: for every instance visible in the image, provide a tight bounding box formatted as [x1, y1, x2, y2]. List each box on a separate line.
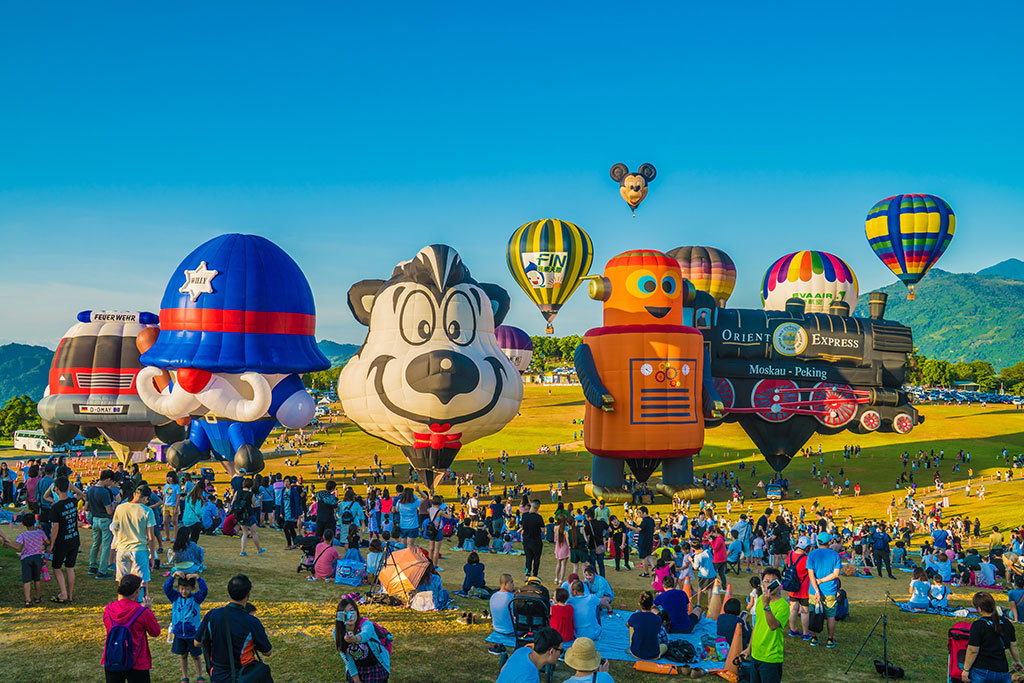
[662, 276, 677, 295]
[400, 290, 435, 346]
[627, 270, 659, 299]
[639, 276, 657, 293]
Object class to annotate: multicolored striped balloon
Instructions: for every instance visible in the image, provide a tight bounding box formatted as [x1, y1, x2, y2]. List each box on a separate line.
[665, 245, 737, 307]
[761, 250, 859, 314]
[865, 194, 955, 300]
[506, 218, 593, 333]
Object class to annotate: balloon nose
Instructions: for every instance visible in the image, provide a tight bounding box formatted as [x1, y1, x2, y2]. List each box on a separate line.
[405, 350, 480, 405]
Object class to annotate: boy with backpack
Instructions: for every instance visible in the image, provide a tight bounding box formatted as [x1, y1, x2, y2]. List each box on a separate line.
[0, 512, 49, 607]
[164, 571, 209, 683]
[103, 573, 161, 682]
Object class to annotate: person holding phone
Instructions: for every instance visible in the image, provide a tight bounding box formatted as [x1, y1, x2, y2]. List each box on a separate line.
[561, 637, 615, 682]
[741, 567, 789, 683]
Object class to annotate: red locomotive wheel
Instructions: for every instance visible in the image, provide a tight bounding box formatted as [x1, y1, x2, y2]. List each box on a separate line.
[751, 379, 798, 423]
[713, 377, 735, 410]
[811, 382, 857, 428]
[859, 409, 881, 432]
[893, 413, 914, 434]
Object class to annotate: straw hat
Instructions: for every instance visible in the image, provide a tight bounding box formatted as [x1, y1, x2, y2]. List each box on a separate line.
[564, 637, 602, 671]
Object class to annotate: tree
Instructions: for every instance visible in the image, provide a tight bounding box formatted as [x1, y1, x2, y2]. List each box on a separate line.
[905, 348, 924, 385]
[302, 366, 343, 392]
[920, 358, 952, 387]
[0, 395, 41, 436]
[558, 335, 584, 362]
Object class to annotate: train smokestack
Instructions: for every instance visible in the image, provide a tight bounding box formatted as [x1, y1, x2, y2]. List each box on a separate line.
[785, 298, 806, 316]
[869, 291, 888, 320]
[829, 301, 850, 317]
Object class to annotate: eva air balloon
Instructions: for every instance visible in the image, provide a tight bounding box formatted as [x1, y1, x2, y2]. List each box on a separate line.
[506, 218, 593, 334]
[761, 250, 858, 315]
[866, 194, 955, 300]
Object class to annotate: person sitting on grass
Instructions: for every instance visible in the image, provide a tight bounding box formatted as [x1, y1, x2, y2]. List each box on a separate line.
[487, 574, 516, 655]
[583, 565, 614, 614]
[929, 573, 951, 610]
[569, 579, 602, 641]
[891, 540, 913, 569]
[561, 636, 614, 683]
[0, 512, 48, 607]
[365, 539, 385, 585]
[627, 590, 666, 660]
[654, 575, 701, 634]
[1009, 575, 1024, 623]
[978, 554, 999, 588]
[717, 597, 752, 648]
[313, 528, 340, 581]
[462, 551, 492, 595]
[550, 588, 575, 643]
[495, 626, 563, 683]
[163, 571, 208, 683]
[908, 568, 932, 610]
[651, 549, 676, 593]
[473, 521, 491, 554]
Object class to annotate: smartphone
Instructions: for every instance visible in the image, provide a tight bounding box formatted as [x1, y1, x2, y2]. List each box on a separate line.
[766, 579, 781, 592]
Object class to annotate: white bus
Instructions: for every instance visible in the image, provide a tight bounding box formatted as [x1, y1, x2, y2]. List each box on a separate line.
[12, 430, 86, 453]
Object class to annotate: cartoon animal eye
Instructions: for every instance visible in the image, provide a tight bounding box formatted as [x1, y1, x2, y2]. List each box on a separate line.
[661, 275, 679, 297]
[443, 291, 477, 346]
[399, 290, 435, 346]
[627, 270, 659, 299]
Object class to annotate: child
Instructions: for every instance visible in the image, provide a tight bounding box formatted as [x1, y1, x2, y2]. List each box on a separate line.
[170, 527, 205, 574]
[928, 574, 951, 610]
[462, 551, 491, 595]
[550, 587, 575, 642]
[751, 530, 766, 566]
[835, 578, 850, 621]
[908, 568, 931, 610]
[365, 539, 385, 584]
[652, 549, 675, 592]
[344, 524, 364, 564]
[501, 534, 514, 554]
[716, 598, 751, 648]
[1008, 574, 1024, 622]
[745, 576, 761, 615]
[163, 571, 208, 682]
[727, 530, 743, 574]
[0, 513, 48, 607]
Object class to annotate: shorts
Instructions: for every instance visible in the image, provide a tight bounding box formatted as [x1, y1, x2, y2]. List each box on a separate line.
[162, 505, 177, 519]
[571, 548, 590, 564]
[52, 540, 80, 569]
[21, 555, 43, 582]
[789, 597, 809, 607]
[401, 527, 419, 539]
[698, 577, 716, 591]
[812, 594, 837, 618]
[638, 543, 653, 560]
[261, 501, 274, 513]
[38, 507, 52, 524]
[116, 549, 152, 583]
[171, 635, 202, 657]
[27, 501, 39, 514]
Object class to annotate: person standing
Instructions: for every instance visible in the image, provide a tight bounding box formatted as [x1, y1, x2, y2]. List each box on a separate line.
[48, 476, 82, 603]
[161, 471, 181, 543]
[785, 537, 812, 641]
[870, 522, 896, 579]
[195, 574, 273, 682]
[637, 507, 655, 577]
[315, 480, 340, 541]
[520, 500, 544, 579]
[741, 567, 789, 683]
[88, 470, 120, 579]
[962, 591, 1023, 682]
[585, 508, 608, 577]
[102, 574, 161, 683]
[806, 534, 842, 648]
[111, 484, 157, 597]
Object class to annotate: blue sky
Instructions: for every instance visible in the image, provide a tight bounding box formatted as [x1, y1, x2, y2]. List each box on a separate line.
[2, 2, 1022, 346]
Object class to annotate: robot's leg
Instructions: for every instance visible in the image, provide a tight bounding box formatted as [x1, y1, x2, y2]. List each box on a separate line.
[657, 456, 706, 501]
[586, 455, 631, 503]
[229, 422, 265, 474]
[166, 420, 212, 471]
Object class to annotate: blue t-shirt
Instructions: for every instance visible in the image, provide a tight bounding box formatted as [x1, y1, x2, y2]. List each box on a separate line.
[653, 589, 691, 633]
[1009, 589, 1024, 621]
[929, 583, 950, 608]
[38, 476, 54, 509]
[397, 501, 420, 530]
[806, 548, 842, 596]
[909, 579, 930, 607]
[489, 590, 515, 635]
[463, 563, 486, 592]
[496, 645, 539, 683]
[931, 529, 949, 550]
[163, 483, 181, 507]
[627, 610, 662, 659]
[727, 539, 743, 562]
[568, 593, 602, 640]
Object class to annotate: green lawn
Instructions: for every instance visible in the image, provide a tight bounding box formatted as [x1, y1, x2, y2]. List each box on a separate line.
[2, 386, 1022, 681]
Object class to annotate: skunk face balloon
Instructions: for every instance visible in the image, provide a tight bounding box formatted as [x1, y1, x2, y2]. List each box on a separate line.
[610, 163, 657, 213]
[339, 245, 523, 487]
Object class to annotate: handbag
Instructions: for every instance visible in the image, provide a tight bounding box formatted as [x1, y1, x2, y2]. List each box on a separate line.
[222, 608, 273, 683]
[808, 602, 825, 634]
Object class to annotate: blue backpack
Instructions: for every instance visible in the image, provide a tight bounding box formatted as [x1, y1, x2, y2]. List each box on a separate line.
[104, 605, 146, 672]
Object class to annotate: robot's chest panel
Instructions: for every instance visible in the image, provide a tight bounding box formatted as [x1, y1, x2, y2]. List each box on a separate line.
[629, 357, 697, 425]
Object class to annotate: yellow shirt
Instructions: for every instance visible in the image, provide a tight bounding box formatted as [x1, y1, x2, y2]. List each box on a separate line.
[990, 531, 1005, 548]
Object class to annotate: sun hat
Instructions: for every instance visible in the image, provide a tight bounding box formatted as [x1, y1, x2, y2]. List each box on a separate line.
[564, 637, 602, 671]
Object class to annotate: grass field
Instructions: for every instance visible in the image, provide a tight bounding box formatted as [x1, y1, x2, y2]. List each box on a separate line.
[2, 385, 1024, 682]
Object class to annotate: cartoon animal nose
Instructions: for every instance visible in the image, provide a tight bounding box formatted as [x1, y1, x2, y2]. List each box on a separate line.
[405, 350, 480, 405]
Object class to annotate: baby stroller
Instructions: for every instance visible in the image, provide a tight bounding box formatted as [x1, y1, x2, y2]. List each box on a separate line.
[948, 621, 971, 682]
[295, 535, 320, 574]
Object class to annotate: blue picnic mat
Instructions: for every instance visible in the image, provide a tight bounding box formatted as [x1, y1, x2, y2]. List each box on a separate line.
[487, 610, 724, 671]
[895, 601, 973, 618]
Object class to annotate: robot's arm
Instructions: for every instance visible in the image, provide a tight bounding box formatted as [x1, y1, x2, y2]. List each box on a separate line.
[574, 343, 614, 412]
[701, 347, 724, 419]
[272, 374, 316, 429]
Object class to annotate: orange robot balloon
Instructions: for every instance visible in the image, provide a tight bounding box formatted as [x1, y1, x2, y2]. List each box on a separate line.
[574, 250, 720, 502]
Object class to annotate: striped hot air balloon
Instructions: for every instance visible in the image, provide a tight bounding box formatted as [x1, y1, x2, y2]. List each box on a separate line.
[865, 194, 955, 300]
[666, 245, 737, 307]
[494, 325, 533, 373]
[761, 250, 859, 315]
[506, 218, 593, 334]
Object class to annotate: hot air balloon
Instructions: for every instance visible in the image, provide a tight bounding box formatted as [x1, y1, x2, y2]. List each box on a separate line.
[666, 245, 737, 307]
[866, 194, 955, 300]
[609, 163, 657, 215]
[761, 251, 858, 315]
[506, 218, 593, 334]
[495, 325, 533, 374]
[37, 310, 187, 465]
[339, 245, 524, 489]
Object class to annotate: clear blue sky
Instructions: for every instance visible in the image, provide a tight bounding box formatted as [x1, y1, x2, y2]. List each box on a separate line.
[2, 2, 1022, 346]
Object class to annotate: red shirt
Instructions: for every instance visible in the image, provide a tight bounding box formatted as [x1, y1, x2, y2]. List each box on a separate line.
[550, 603, 575, 642]
[102, 599, 161, 670]
[786, 550, 810, 599]
[711, 535, 728, 563]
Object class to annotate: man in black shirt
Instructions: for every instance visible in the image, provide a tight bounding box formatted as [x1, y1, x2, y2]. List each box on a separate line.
[585, 509, 608, 577]
[638, 507, 656, 575]
[314, 480, 339, 540]
[86, 469, 119, 578]
[197, 574, 272, 682]
[48, 477, 82, 602]
[520, 500, 544, 578]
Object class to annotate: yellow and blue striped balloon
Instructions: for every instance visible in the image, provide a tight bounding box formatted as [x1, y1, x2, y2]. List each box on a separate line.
[865, 194, 955, 299]
[506, 218, 593, 333]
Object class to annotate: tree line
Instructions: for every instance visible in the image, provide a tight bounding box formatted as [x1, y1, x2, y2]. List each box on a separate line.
[0, 395, 41, 437]
[906, 351, 1024, 394]
[526, 335, 584, 374]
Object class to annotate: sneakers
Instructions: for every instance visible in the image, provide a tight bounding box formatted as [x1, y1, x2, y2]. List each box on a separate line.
[787, 629, 801, 638]
[487, 644, 506, 656]
[826, 639, 836, 649]
[810, 636, 819, 647]
[95, 572, 112, 580]
[87, 567, 97, 576]
[257, 549, 267, 555]
[802, 634, 813, 641]
[240, 551, 248, 556]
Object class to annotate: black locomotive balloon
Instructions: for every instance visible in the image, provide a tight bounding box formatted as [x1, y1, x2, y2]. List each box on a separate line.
[689, 290, 921, 472]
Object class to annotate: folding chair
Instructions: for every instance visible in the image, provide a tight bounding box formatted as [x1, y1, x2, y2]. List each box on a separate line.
[496, 596, 555, 682]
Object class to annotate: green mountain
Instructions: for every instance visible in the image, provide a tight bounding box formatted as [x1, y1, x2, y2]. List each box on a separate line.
[857, 269, 1024, 369]
[0, 343, 53, 403]
[317, 340, 360, 367]
[978, 258, 1024, 281]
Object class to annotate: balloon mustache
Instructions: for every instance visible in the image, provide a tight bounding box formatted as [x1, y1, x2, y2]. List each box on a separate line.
[137, 367, 272, 422]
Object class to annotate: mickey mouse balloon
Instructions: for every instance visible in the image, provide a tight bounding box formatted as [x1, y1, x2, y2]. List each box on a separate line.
[610, 163, 657, 215]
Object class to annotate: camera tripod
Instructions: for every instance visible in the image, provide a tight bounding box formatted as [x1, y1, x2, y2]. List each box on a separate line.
[845, 592, 900, 680]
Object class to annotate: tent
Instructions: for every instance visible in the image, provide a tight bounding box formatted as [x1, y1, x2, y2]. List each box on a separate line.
[377, 548, 430, 600]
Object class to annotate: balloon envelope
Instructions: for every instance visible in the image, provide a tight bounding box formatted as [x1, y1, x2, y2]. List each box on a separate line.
[866, 194, 955, 297]
[506, 219, 593, 330]
[761, 250, 858, 314]
[666, 245, 737, 307]
[494, 325, 533, 373]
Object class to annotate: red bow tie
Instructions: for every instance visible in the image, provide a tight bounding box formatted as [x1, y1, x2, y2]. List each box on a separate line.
[413, 423, 463, 451]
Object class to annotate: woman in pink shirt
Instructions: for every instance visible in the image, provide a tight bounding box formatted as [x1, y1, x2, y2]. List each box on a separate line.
[313, 527, 340, 581]
[102, 573, 161, 682]
[710, 527, 728, 586]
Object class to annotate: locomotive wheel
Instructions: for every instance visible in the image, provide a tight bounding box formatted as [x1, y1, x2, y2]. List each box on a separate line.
[858, 409, 881, 432]
[751, 379, 797, 423]
[811, 382, 857, 428]
[707, 377, 735, 423]
[892, 412, 914, 434]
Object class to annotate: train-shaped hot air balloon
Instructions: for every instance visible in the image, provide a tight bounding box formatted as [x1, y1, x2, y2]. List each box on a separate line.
[689, 290, 921, 472]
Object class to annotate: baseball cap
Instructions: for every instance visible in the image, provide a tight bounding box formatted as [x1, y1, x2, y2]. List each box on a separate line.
[817, 532, 832, 545]
[797, 536, 811, 550]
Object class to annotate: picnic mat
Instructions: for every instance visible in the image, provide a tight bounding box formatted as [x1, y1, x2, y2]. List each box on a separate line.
[487, 610, 724, 671]
[895, 601, 975, 618]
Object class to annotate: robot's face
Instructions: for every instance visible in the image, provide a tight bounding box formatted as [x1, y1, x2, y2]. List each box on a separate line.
[602, 250, 684, 327]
